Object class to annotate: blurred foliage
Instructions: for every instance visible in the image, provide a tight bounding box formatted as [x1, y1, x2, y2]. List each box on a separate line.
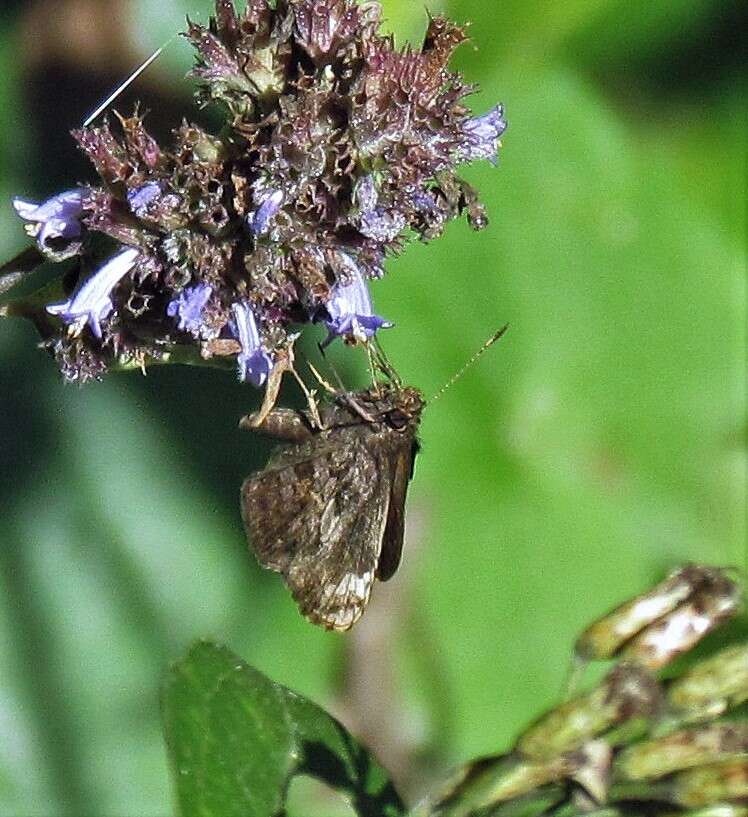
[160, 568, 746, 817]
[0, 0, 744, 815]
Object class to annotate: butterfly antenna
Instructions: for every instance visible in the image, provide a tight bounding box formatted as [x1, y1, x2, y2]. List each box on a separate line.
[430, 324, 509, 403]
[82, 35, 178, 127]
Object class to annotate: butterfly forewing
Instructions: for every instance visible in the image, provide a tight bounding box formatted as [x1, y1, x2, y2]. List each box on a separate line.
[375, 439, 418, 582]
[240, 386, 424, 630]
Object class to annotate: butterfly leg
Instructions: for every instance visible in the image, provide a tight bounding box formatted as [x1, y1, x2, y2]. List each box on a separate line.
[243, 332, 321, 430]
[338, 392, 376, 423]
[306, 360, 338, 396]
[289, 366, 325, 430]
[365, 341, 378, 391]
[248, 339, 296, 429]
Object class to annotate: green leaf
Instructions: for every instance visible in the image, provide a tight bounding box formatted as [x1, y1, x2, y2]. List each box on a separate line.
[162, 641, 406, 817]
[286, 694, 404, 817]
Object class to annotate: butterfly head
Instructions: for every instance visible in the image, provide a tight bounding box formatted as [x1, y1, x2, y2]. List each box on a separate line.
[364, 385, 425, 433]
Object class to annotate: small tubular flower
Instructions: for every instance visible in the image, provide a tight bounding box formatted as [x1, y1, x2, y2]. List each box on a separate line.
[127, 182, 163, 217]
[354, 175, 406, 242]
[46, 248, 140, 339]
[359, 208, 407, 242]
[321, 260, 392, 346]
[13, 189, 86, 256]
[167, 283, 213, 335]
[354, 175, 379, 213]
[231, 301, 273, 386]
[249, 190, 284, 237]
[459, 104, 508, 164]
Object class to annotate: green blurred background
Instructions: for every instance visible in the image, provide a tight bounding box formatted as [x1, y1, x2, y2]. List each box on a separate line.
[0, 0, 745, 814]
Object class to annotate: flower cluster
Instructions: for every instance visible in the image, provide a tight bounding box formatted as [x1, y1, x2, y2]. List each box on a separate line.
[8, 0, 506, 384]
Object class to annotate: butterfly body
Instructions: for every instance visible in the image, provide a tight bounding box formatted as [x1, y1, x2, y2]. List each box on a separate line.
[240, 385, 424, 631]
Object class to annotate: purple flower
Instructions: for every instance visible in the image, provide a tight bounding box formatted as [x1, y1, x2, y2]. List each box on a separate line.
[359, 208, 406, 242]
[13, 189, 86, 255]
[231, 301, 273, 386]
[127, 182, 162, 217]
[46, 248, 139, 339]
[411, 191, 438, 213]
[167, 283, 213, 335]
[249, 190, 284, 236]
[321, 260, 392, 347]
[459, 104, 507, 164]
[354, 175, 406, 242]
[354, 175, 379, 213]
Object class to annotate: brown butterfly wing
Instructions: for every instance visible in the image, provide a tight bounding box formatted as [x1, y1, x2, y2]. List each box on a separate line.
[241, 436, 392, 631]
[375, 438, 419, 582]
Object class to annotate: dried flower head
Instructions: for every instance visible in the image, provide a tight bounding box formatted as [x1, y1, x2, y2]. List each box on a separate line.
[6, 0, 506, 384]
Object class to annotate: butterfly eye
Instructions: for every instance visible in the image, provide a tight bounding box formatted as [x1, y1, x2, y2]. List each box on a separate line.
[386, 410, 409, 431]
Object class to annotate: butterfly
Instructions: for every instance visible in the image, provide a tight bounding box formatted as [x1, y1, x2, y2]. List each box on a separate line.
[240, 384, 424, 631]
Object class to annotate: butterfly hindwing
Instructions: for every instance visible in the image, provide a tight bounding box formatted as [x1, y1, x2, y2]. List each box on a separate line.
[241, 436, 392, 630]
